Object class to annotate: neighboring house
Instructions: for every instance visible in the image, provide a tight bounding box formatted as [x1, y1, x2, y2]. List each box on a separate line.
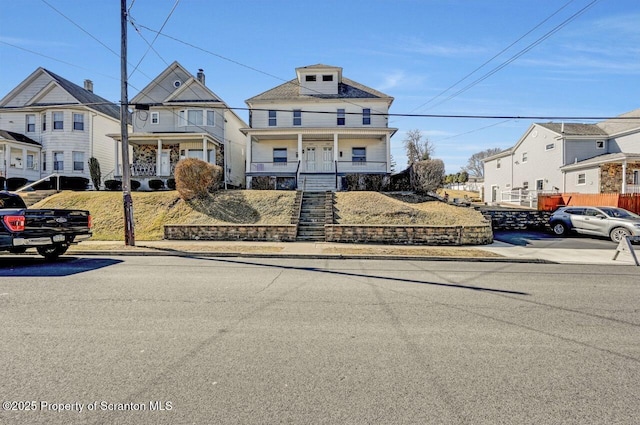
[483, 108, 640, 205]
[243, 64, 397, 191]
[110, 61, 247, 189]
[0, 67, 122, 188]
[0, 130, 41, 185]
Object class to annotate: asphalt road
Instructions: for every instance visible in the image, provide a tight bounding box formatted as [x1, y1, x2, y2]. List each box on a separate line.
[1, 255, 639, 424]
[493, 229, 618, 249]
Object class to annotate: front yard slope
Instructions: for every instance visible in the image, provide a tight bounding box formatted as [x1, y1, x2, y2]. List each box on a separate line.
[32, 191, 296, 240]
[334, 192, 486, 225]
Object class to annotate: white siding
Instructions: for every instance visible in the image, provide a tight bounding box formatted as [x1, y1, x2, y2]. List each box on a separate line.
[223, 111, 248, 187]
[3, 73, 52, 107]
[252, 139, 298, 163]
[483, 155, 513, 203]
[251, 101, 389, 129]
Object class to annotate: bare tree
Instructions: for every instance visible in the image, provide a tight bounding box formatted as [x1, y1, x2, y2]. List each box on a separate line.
[403, 129, 435, 165]
[463, 147, 503, 178]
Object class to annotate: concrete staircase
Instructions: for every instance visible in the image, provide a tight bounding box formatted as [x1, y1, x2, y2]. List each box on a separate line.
[16, 190, 59, 206]
[296, 191, 327, 242]
[301, 174, 336, 191]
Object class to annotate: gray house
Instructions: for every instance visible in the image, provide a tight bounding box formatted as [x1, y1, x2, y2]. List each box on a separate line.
[483, 108, 640, 205]
[109, 61, 247, 189]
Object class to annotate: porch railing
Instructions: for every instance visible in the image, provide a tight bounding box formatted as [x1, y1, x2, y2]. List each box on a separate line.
[336, 161, 387, 174]
[250, 162, 298, 174]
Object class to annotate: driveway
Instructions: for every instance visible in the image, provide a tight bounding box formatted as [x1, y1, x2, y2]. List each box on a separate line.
[492, 229, 617, 249]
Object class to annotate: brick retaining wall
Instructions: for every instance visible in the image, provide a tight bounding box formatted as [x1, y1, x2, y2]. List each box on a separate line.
[164, 224, 298, 242]
[325, 225, 493, 245]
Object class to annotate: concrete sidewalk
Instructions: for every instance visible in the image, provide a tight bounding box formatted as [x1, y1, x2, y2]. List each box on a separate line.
[64, 239, 640, 266]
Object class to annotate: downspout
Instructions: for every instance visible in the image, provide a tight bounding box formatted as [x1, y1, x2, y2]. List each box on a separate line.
[622, 160, 628, 194]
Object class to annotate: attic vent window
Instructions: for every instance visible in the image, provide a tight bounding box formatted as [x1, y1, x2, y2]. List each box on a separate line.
[322, 75, 333, 82]
[173, 80, 182, 88]
[596, 140, 605, 149]
[305, 75, 316, 82]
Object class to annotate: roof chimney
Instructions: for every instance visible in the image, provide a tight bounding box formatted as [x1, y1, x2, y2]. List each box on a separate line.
[196, 69, 205, 85]
[84, 79, 94, 93]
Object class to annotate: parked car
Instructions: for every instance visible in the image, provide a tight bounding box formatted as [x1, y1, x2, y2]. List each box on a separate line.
[549, 206, 640, 242]
[1, 191, 92, 260]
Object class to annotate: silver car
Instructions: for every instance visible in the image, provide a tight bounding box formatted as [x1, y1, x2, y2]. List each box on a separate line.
[549, 206, 640, 242]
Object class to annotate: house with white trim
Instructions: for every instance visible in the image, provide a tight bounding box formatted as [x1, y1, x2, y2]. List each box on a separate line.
[483, 108, 640, 205]
[243, 64, 396, 191]
[110, 61, 247, 189]
[0, 68, 122, 189]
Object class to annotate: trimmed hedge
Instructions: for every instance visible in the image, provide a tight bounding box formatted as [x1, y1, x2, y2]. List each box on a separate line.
[148, 179, 165, 190]
[166, 178, 176, 190]
[6, 177, 28, 191]
[104, 179, 140, 191]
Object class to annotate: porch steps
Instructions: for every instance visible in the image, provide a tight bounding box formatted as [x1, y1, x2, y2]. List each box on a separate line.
[296, 192, 328, 242]
[16, 190, 59, 207]
[301, 174, 336, 192]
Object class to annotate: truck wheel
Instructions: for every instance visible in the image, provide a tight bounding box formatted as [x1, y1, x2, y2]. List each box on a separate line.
[37, 244, 69, 261]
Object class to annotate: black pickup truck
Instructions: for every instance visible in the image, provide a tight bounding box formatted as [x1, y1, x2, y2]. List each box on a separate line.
[0, 192, 92, 260]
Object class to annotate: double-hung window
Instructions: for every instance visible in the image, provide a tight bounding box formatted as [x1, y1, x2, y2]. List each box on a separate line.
[53, 152, 64, 171]
[42, 152, 47, 171]
[293, 110, 301, 126]
[151, 112, 159, 124]
[522, 152, 528, 163]
[73, 151, 84, 171]
[53, 112, 64, 130]
[26, 114, 36, 133]
[41, 113, 47, 131]
[273, 148, 287, 165]
[352, 147, 366, 164]
[268, 110, 277, 126]
[362, 108, 371, 125]
[577, 173, 586, 185]
[337, 109, 345, 126]
[73, 113, 84, 131]
[188, 110, 203, 126]
[206, 110, 215, 126]
[27, 154, 35, 170]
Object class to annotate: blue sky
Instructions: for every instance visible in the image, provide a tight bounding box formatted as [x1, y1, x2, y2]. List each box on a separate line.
[1, 0, 639, 174]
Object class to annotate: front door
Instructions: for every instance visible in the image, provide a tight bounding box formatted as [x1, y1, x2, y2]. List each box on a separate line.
[305, 147, 316, 172]
[491, 185, 498, 203]
[322, 147, 333, 172]
[160, 150, 171, 175]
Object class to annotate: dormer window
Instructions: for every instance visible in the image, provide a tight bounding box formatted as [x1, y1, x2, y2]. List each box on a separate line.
[305, 75, 316, 82]
[322, 75, 333, 82]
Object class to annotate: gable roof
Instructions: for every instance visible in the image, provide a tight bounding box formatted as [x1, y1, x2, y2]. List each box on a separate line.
[131, 61, 225, 105]
[246, 77, 393, 103]
[596, 108, 640, 135]
[0, 68, 120, 121]
[537, 122, 608, 137]
[560, 152, 640, 171]
[0, 129, 41, 147]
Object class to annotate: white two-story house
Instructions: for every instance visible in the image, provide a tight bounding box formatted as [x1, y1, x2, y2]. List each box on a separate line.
[483, 108, 640, 205]
[110, 61, 247, 189]
[0, 67, 122, 189]
[243, 64, 397, 191]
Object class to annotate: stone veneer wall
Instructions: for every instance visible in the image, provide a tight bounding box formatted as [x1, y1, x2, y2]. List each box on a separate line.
[324, 225, 493, 245]
[600, 162, 640, 193]
[164, 224, 298, 242]
[482, 209, 552, 230]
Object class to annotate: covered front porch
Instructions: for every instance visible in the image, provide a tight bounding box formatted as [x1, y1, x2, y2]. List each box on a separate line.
[561, 153, 640, 195]
[244, 128, 393, 190]
[0, 131, 42, 189]
[110, 132, 223, 189]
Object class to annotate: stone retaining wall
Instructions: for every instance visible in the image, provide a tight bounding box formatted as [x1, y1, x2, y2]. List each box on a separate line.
[481, 209, 552, 230]
[325, 224, 493, 245]
[164, 224, 298, 242]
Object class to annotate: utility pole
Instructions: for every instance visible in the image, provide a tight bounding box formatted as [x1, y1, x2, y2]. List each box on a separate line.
[120, 0, 135, 245]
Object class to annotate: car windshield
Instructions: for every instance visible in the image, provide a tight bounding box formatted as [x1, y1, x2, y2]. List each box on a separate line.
[599, 207, 639, 219]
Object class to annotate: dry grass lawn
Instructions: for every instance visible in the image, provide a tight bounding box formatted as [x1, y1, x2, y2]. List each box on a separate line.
[32, 190, 488, 241]
[334, 192, 487, 226]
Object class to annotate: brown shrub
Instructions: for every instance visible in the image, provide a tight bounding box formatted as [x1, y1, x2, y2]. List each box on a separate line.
[174, 158, 223, 200]
[411, 159, 445, 194]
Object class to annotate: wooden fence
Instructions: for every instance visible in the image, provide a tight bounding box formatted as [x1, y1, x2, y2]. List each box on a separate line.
[538, 193, 640, 214]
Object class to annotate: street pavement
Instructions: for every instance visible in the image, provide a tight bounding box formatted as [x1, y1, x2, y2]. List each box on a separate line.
[63, 235, 640, 266]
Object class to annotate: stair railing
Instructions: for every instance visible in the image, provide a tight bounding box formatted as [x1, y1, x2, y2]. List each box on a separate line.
[15, 173, 61, 192]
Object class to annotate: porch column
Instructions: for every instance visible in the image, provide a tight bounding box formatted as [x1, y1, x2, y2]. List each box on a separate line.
[22, 147, 28, 173]
[297, 133, 303, 171]
[246, 134, 252, 173]
[115, 140, 120, 177]
[386, 133, 391, 173]
[202, 137, 207, 163]
[156, 139, 162, 176]
[622, 160, 628, 194]
[333, 133, 338, 168]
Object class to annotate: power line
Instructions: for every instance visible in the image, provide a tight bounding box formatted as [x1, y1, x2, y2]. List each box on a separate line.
[407, 0, 578, 115]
